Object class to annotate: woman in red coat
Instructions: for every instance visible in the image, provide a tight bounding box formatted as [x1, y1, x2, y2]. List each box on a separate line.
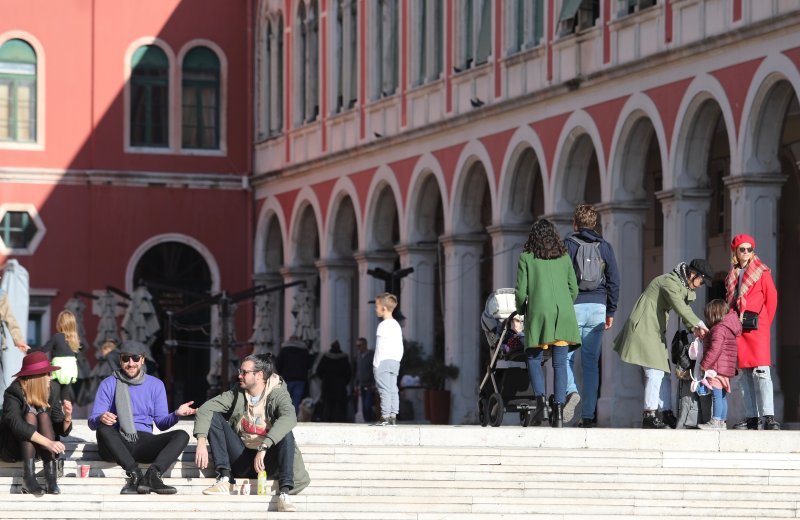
[725, 234, 779, 430]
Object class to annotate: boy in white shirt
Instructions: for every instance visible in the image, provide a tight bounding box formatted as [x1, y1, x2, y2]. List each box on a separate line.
[372, 293, 404, 426]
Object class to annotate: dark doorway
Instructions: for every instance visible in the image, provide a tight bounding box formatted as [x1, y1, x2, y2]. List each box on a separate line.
[133, 241, 213, 408]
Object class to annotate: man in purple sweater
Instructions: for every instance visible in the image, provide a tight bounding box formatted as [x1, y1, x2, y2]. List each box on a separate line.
[89, 341, 195, 494]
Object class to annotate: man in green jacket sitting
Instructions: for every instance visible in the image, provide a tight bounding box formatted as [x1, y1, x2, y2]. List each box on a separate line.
[194, 353, 310, 512]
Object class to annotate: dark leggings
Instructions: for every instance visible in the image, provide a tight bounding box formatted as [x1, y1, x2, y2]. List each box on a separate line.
[20, 411, 56, 462]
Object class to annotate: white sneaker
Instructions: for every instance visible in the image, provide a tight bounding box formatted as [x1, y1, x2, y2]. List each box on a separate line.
[202, 478, 235, 495]
[278, 492, 297, 512]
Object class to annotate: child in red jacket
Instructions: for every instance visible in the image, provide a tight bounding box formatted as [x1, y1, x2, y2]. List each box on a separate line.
[698, 299, 742, 429]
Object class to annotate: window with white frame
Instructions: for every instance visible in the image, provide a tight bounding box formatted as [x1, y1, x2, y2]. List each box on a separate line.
[295, 0, 319, 125]
[412, 0, 442, 86]
[455, 0, 492, 72]
[181, 46, 220, 149]
[0, 38, 37, 143]
[130, 45, 169, 147]
[263, 12, 284, 136]
[370, 0, 398, 101]
[333, 0, 358, 113]
[0, 204, 45, 255]
[617, 0, 657, 17]
[559, 0, 600, 36]
[506, 0, 544, 54]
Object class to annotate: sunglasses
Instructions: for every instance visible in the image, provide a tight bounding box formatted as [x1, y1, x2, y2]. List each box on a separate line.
[237, 369, 258, 376]
[737, 247, 754, 253]
[120, 354, 142, 363]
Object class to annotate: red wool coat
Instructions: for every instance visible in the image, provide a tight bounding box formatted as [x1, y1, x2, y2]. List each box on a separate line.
[728, 269, 778, 368]
[701, 311, 741, 377]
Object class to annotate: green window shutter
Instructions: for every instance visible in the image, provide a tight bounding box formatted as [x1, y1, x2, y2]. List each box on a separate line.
[0, 39, 36, 142]
[475, 0, 492, 65]
[182, 47, 220, 149]
[0, 39, 36, 64]
[130, 45, 169, 147]
[559, 0, 583, 21]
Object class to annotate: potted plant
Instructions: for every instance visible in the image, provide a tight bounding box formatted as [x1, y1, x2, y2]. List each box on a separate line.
[419, 356, 459, 425]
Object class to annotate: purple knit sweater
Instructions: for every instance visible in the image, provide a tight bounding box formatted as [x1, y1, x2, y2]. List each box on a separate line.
[88, 374, 179, 433]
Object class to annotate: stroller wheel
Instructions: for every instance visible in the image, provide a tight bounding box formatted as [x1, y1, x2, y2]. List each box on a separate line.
[488, 392, 504, 427]
[478, 398, 489, 427]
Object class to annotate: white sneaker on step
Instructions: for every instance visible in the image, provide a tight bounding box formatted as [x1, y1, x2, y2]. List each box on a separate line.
[202, 478, 235, 495]
[278, 491, 297, 512]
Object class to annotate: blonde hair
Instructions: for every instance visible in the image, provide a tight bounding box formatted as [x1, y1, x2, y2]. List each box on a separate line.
[19, 374, 51, 409]
[704, 299, 729, 328]
[376, 293, 398, 312]
[56, 310, 81, 353]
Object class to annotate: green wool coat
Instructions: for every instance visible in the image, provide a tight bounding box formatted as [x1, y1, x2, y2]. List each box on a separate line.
[193, 376, 310, 494]
[515, 252, 581, 348]
[613, 271, 702, 372]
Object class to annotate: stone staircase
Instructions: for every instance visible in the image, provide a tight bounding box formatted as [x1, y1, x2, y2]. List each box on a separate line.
[1, 421, 799, 519]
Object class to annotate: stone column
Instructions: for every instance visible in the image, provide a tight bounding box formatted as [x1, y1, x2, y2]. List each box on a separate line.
[725, 173, 788, 420]
[279, 266, 318, 343]
[395, 243, 437, 357]
[487, 224, 529, 291]
[596, 202, 649, 427]
[441, 234, 485, 424]
[353, 251, 397, 345]
[316, 259, 357, 354]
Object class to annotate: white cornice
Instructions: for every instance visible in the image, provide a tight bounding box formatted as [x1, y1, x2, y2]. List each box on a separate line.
[0, 168, 248, 190]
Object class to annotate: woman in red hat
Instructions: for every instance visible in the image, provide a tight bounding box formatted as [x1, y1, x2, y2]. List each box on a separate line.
[725, 234, 779, 430]
[0, 351, 73, 495]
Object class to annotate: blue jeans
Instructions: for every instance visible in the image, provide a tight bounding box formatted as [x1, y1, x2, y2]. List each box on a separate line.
[206, 412, 295, 490]
[739, 366, 775, 417]
[642, 367, 671, 411]
[711, 387, 728, 420]
[286, 381, 306, 413]
[360, 385, 376, 423]
[566, 303, 606, 419]
[374, 360, 400, 418]
[526, 346, 568, 404]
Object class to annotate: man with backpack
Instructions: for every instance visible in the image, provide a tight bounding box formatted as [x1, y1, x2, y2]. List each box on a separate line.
[564, 204, 620, 427]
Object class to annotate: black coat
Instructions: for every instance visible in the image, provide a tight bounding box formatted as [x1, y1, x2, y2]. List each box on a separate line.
[276, 344, 312, 382]
[0, 379, 72, 461]
[316, 352, 352, 401]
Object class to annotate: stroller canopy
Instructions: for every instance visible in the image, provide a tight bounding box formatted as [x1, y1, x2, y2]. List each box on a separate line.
[481, 288, 518, 346]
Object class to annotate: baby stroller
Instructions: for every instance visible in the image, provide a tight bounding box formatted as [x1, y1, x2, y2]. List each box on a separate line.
[478, 289, 546, 427]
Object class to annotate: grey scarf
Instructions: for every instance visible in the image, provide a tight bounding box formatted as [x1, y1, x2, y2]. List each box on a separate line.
[672, 262, 690, 289]
[113, 368, 146, 442]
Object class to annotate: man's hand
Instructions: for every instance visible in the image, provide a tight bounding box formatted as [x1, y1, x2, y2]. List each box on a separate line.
[605, 317, 614, 330]
[254, 450, 266, 473]
[62, 399, 73, 421]
[46, 439, 65, 456]
[16, 342, 29, 353]
[99, 412, 117, 426]
[195, 439, 209, 470]
[175, 401, 196, 417]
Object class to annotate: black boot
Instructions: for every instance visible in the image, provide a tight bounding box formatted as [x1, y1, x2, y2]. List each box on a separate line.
[763, 415, 781, 430]
[21, 458, 44, 496]
[732, 417, 761, 430]
[43, 459, 60, 494]
[530, 395, 548, 425]
[138, 466, 177, 495]
[550, 402, 564, 428]
[660, 410, 678, 429]
[121, 468, 143, 495]
[642, 411, 666, 429]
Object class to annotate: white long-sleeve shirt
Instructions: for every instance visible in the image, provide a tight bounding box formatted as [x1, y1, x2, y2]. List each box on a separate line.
[374, 318, 404, 367]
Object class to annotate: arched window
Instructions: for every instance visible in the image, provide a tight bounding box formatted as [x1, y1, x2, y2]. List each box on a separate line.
[181, 46, 220, 149]
[130, 45, 169, 147]
[456, 0, 492, 72]
[0, 39, 37, 143]
[295, 1, 319, 125]
[371, 0, 398, 100]
[507, 0, 544, 54]
[413, 0, 443, 86]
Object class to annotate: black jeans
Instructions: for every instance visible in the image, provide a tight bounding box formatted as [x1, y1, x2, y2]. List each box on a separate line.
[96, 424, 189, 473]
[206, 412, 295, 491]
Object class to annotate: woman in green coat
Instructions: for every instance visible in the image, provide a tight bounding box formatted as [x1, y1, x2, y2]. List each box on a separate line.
[515, 219, 581, 428]
[612, 259, 713, 428]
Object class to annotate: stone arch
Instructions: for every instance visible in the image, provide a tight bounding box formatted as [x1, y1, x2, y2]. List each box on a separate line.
[364, 165, 403, 250]
[254, 197, 288, 273]
[289, 188, 322, 266]
[497, 126, 547, 225]
[327, 192, 359, 258]
[551, 111, 605, 215]
[450, 140, 496, 234]
[739, 53, 800, 175]
[323, 178, 363, 256]
[125, 233, 220, 295]
[671, 75, 736, 190]
[406, 153, 447, 243]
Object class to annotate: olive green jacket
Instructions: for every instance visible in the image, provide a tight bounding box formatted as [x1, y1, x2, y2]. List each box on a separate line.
[613, 271, 702, 372]
[193, 375, 310, 493]
[515, 252, 581, 348]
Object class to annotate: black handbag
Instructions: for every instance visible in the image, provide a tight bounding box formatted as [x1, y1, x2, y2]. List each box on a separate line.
[742, 310, 759, 331]
[671, 329, 693, 371]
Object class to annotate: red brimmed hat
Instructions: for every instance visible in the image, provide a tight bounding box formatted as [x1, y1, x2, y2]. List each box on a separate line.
[14, 351, 60, 378]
